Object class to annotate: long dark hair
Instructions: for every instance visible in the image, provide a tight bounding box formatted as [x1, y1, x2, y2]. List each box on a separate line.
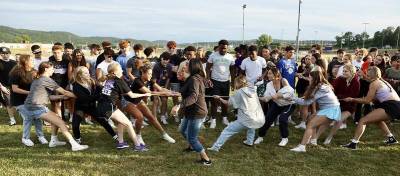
[303, 70, 331, 99]
[9, 54, 35, 84]
[71, 49, 87, 68]
[188, 58, 205, 78]
[312, 53, 328, 78]
[36, 62, 53, 79]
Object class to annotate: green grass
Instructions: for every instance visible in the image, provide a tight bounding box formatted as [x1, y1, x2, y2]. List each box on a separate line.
[1, 108, 400, 176]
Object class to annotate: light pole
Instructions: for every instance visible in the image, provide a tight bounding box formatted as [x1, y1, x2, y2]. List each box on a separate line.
[362, 22, 369, 48]
[397, 31, 400, 49]
[314, 30, 318, 45]
[242, 4, 246, 44]
[295, 0, 302, 61]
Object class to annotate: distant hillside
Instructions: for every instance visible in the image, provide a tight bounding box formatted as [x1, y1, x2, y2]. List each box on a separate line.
[0, 25, 335, 49]
[0, 25, 164, 47]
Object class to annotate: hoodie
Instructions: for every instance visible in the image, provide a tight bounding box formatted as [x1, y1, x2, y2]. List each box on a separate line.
[180, 74, 208, 118]
[228, 86, 265, 129]
[294, 84, 340, 109]
[262, 80, 295, 106]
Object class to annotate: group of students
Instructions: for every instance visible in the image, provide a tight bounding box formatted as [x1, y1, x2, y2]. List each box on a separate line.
[0, 40, 399, 165]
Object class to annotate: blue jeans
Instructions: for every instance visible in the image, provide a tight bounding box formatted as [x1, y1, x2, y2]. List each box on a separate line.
[16, 105, 45, 139]
[211, 120, 255, 150]
[179, 117, 205, 153]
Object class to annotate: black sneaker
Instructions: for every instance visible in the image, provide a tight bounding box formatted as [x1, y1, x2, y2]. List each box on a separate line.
[384, 136, 399, 145]
[342, 142, 357, 150]
[197, 158, 212, 166]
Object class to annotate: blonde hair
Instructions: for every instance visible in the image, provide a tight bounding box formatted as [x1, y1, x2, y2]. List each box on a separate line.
[343, 64, 356, 76]
[234, 75, 248, 90]
[367, 66, 382, 80]
[344, 53, 353, 62]
[106, 62, 121, 79]
[73, 66, 93, 86]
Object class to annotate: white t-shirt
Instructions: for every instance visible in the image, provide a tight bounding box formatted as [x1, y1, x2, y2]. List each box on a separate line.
[240, 56, 267, 85]
[207, 52, 235, 82]
[352, 60, 364, 71]
[33, 57, 48, 71]
[97, 60, 117, 76]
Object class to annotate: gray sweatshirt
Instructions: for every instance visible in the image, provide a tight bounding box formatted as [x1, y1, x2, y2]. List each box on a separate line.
[294, 84, 340, 109]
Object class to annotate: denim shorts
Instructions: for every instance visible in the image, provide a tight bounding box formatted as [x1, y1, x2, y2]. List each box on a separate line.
[19, 105, 50, 119]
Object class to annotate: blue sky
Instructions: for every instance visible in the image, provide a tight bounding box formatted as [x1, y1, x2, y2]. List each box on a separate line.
[1, 0, 399, 43]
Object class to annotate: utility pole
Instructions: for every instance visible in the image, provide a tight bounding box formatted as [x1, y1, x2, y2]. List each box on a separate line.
[242, 4, 247, 44]
[362, 22, 369, 48]
[295, 0, 302, 61]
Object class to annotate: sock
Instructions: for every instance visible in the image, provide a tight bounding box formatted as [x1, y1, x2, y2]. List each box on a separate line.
[112, 135, 118, 140]
[51, 135, 58, 141]
[387, 133, 394, 138]
[69, 139, 80, 148]
[351, 139, 359, 143]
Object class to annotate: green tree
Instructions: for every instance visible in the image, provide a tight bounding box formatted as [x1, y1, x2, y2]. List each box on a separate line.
[14, 34, 31, 43]
[256, 34, 273, 46]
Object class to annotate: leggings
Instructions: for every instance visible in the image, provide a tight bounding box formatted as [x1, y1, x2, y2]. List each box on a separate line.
[72, 107, 116, 139]
[258, 101, 295, 138]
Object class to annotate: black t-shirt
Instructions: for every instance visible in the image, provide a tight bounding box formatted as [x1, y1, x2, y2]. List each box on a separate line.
[99, 77, 131, 106]
[9, 71, 34, 106]
[49, 56, 69, 88]
[126, 56, 141, 78]
[152, 62, 172, 86]
[169, 54, 184, 83]
[0, 59, 17, 86]
[124, 78, 154, 104]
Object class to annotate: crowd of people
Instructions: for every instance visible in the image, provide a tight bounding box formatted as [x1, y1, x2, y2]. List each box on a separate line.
[0, 40, 399, 165]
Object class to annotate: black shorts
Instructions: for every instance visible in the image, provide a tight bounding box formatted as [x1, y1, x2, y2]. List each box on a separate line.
[97, 102, 117, 119]
[210, 79, 230, 97]
[374, 100, 400, 120]
[0, 91, 9, 106]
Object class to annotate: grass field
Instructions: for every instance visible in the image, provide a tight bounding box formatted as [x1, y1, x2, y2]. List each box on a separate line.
[1, 107, 400, 176]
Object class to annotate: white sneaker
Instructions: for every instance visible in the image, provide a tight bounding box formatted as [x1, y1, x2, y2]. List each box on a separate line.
[207, 146, 219, 152]
[295, 122, 306, 129]
[75, 138, 82, 144]
[162, 133, 176, 143]
[309, 139, 318, 146]
[243, 140, 253, 146]
[174, 116, 180, 123]
[254, 137, 264, 145]
[142, 118, 149, 126]
[340, 123, 347, 129]
[222, 117, 229, 126]
[85, 118, 94, 125]
[210, 119, 216, 129]
[9, 118, 16, 126]
[22, 138, 34, 147]
[108, 119, 116, 128]
[72, 144, 89, 151]
[161, 115, 168, 125]
[288, 116, 296, 125]
[323, 137, 332, 145]
[278, 138, 289, 147]
[290, 144, 306, 152]
[38, 136, 48, 144]
[49, 139, 67, 148]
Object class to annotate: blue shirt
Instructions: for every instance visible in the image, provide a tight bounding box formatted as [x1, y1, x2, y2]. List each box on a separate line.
[277, 57, 297, 88]
[116, 52, 135, 79]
